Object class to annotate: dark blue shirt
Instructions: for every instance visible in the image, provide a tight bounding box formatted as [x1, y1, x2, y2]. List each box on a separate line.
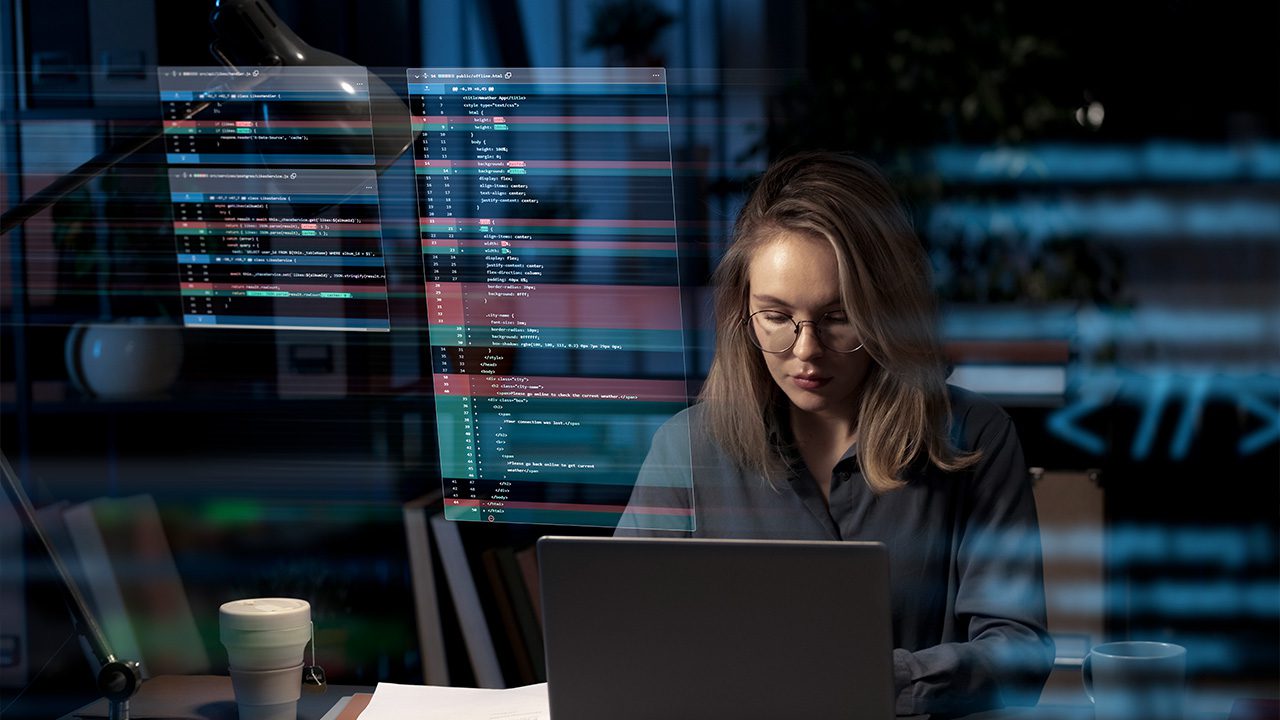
[616, 386, 1055, 716]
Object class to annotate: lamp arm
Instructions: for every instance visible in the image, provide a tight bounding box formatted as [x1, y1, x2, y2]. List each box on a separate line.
[0, 452, 117, 666]
[0, 98, 216, 238]
[0, 127, 158, 237]
[0, 451, 142, 718]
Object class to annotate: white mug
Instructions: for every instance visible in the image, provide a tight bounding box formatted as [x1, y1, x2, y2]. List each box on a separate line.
[1083, 641, 1186, 720]
[65, 319, 183, 398]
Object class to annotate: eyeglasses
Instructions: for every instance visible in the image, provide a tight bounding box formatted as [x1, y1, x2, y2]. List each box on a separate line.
[744, 310, 865, 354]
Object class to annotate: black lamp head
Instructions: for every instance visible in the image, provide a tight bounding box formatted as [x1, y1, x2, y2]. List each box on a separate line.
[208, 0, 413, 171]
[209, 0, 351, 70]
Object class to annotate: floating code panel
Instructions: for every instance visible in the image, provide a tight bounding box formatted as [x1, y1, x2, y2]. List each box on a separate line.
[409, 67, 693, 530]
[159, 67, 391, 331]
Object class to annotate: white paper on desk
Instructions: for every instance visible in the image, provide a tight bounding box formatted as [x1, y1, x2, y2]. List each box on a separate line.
[359, 682, 549, 720]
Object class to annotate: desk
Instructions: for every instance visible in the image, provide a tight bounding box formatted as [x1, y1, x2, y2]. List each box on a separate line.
[65, 676, 1255, 720]
[63, 675, 368, 720]
[65, 677, 1084, 720]
[947, 703, 1247, 720]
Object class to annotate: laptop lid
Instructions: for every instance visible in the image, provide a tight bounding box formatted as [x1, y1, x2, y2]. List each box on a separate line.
[537, 536, 895, 720]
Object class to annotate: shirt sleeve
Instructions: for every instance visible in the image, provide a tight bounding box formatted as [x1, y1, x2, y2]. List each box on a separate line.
[614, 411, 696, 537]
[892, 411, 1056, 716]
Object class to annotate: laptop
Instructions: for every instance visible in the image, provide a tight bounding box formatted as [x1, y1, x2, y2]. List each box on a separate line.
[537, 536, 895, 720]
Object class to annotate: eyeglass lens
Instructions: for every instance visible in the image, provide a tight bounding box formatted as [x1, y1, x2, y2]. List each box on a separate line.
[746, 310, 862, 353]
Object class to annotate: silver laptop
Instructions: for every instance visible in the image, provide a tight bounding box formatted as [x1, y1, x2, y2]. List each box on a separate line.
[537, 536, 895, 720]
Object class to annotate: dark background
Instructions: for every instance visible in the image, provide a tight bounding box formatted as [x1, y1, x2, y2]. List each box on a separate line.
[2, 0, 1277, 717]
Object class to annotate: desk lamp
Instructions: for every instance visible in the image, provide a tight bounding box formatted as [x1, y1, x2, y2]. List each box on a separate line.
[209, 0, 412, 170]
[0, 2, 411, 716]
[0, 0, 412, 237]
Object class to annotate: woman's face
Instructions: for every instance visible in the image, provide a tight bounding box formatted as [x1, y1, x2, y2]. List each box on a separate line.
[746, 232, 873, 425]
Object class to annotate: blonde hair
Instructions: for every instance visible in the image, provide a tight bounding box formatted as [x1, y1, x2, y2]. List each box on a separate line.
[699, 152, 979, 491]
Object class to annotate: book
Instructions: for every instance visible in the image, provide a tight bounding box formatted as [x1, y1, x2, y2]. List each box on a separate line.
[330, 692, 373, 720]
[493, 546, 545, 681]
[430, 513, 504, 688]
[62, 499, 147, 676]
[63, 494, 207, 677]
[514, 544, 542, 629]
[480, 548, 535, 685]
[0, 490, 28, 686]
[402, 490, 449, 686]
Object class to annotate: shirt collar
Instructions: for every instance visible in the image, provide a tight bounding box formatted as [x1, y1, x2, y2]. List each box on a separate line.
[772, 402, 860, 474]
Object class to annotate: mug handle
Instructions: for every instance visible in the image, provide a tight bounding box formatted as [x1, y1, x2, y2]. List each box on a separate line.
[1082, 651, 1095, 704]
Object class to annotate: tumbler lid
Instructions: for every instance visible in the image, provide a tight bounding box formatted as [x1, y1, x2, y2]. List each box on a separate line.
[220, 598, 310, 631]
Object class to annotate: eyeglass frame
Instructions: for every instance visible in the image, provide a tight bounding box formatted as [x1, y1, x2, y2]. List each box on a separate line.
[742, 309, 866, 354]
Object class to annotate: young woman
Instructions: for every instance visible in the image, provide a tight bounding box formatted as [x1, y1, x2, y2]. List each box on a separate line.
[617, 152, 1055, 716]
